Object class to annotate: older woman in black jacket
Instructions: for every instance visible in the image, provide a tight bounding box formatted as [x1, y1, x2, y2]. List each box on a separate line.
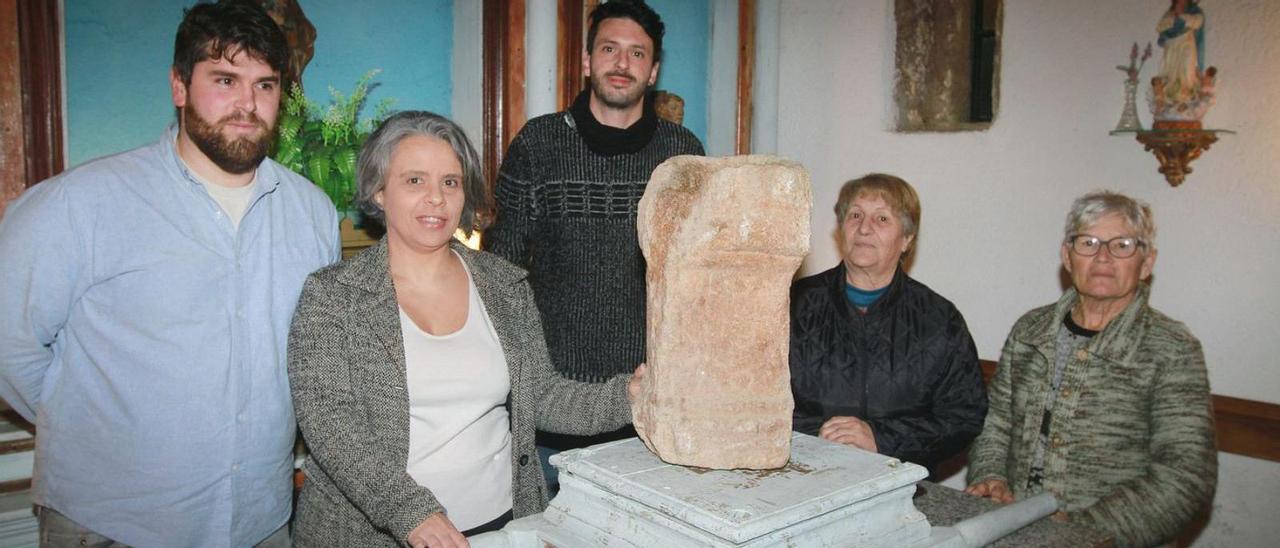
[790, 173, 986, 472]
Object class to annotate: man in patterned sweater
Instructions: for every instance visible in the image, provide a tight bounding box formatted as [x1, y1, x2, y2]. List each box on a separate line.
[483, 0, 703, 485]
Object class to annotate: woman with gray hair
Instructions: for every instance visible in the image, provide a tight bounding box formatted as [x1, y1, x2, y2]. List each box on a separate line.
[287, 111, 642, 547]
[965, 190, 1216, 547]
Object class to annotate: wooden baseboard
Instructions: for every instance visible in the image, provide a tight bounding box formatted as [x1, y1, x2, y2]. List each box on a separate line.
[1212, 394, 1280, 462]
[0, 408, 34, 457]
[0, 439, 32, 456]
[979, 360, 1280, 463]
[0, 478, 30, 495]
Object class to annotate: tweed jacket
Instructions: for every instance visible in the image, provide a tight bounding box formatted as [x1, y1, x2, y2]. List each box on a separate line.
[287, 239, 633, 547]
[967, 285, 1216, 548]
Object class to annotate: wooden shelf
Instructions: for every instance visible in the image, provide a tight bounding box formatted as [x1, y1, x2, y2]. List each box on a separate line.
[339, 216, 382, 259]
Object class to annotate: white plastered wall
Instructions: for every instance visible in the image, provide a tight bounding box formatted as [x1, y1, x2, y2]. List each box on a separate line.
[768, 0, 1280, 545]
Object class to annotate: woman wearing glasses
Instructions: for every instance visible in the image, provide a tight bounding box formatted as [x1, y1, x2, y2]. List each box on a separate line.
[965, 191, 1216, 548]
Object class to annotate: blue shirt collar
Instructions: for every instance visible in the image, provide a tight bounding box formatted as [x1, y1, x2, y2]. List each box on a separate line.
[164, 124, 281, 199]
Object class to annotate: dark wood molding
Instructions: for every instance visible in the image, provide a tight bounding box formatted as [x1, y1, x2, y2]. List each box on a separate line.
[0, 408, 33, 434]
[17, 0, 64, 186]
[0, 478, 31, 495]
[979, 360, 1280, 463]
[556, 0, 586, 111]
[0, 0, 60, 215]
[0, 437, 34, 455]
[1213, 394, 1280, 463]
[734, 0, 755, 155]
[482, 0, 526, 205]
[482, 0, 507, 194]
[979, 358, 997, 385]
[504, 0, 527, 150]
[0, 0, 25, 217]
[0, 405, 35, 495]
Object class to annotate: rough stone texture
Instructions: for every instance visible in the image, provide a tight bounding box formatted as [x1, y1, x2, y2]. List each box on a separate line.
[633, 155, 810, 470]
[894, 0, 1003, 131]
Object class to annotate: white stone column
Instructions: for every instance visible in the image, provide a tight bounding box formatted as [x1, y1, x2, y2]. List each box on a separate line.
[525, 0, 558, 119]
[751, 0, 780, 154]
[706, 0, 738, 157]
[451, 0, 484, 143]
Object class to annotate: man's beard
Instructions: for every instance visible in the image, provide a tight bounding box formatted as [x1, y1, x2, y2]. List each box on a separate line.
[182, 104, 274, 175]
[590, 71, 647, 110]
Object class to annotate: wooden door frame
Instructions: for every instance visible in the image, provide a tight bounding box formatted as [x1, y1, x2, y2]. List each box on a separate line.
[482, 0, 526, 199]
[18, 0, 63, 186]
[0, 0, 64, 217]
[555, 0, 597, 112]
[0, 0, 25, 216]
[734, 0, 755, 155]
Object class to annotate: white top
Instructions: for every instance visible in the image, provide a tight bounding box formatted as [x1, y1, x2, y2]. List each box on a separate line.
[174, 135, 257, 229]
[201, 177, 255, 229]
[401, 254, 513, 531]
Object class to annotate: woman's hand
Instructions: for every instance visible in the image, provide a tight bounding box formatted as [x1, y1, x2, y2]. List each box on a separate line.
[628, 362, 649, 402]
[407, 513, 468, 548]
[964, 478, 1015, 505]
[818, 416, 878, 452]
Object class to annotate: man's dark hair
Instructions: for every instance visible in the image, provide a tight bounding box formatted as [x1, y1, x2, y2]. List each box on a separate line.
[172, 0, 289, 85]
[586, 0, 665, 62]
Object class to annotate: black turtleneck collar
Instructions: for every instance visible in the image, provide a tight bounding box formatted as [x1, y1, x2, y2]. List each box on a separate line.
[567, 88, 659, 156]
[1062, 310, 1100, 338]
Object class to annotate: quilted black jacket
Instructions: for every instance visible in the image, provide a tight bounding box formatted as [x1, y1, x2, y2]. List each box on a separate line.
[789, 264, 987, 470]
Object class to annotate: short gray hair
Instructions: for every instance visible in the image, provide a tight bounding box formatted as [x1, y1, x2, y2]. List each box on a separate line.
[355, 111, 489, 235]
[1063, 190, 1156, 251]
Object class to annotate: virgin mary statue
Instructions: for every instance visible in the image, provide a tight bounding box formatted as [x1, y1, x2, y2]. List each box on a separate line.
[1155, 0, 1206, 106]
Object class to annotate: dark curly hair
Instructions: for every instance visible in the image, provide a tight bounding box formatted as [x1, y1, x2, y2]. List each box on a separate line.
[586, 0, 665, 62]
[172, 0, 289, 85]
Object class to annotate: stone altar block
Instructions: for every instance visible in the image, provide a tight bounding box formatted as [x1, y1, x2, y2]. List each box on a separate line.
[633, 155, 811, 470]
[473, 433, 930, 547]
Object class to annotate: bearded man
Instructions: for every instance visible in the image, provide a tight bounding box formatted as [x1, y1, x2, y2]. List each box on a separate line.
[0, 1, 338, 545]
[484, 0, 703, 493]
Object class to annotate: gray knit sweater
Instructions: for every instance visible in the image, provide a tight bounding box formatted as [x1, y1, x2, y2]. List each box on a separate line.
[484, 110, 704, 382]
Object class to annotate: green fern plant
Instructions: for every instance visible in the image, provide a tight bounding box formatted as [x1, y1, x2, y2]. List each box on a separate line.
[273, 69, 396, 217]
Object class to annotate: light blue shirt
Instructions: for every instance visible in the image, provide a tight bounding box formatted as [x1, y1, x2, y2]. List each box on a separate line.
[0, 128, 339, 547]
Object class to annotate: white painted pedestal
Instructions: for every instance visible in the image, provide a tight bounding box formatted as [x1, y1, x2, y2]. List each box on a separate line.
[473, 433, 932, 547]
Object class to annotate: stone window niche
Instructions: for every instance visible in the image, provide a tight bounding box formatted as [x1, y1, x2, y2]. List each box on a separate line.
[894, 0, 1001, 132]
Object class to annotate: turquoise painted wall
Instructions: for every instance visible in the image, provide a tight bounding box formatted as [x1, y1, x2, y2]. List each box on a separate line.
[63, 0, 453, 168]
[64, 1, 181, 168]
[646, 0, 709, 145]
[299, 0, 452, 125]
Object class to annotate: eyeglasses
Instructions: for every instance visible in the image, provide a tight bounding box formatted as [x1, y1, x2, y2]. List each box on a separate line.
[1067, 235, 1147, 258]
